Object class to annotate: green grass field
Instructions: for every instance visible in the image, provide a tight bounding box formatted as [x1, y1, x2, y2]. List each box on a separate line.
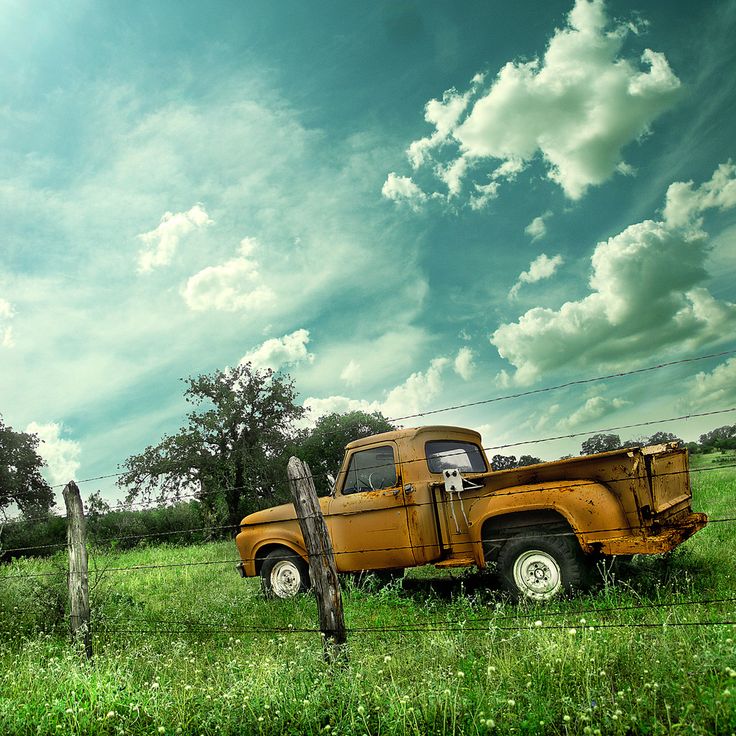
[1, 453, 735, 735]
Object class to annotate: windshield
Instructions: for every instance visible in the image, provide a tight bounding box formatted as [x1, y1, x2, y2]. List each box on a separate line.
[425, 440, 487, 474]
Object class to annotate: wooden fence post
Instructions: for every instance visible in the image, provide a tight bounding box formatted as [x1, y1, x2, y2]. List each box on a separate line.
[287, 456, 347, 661]
[63, 481, 92, 659]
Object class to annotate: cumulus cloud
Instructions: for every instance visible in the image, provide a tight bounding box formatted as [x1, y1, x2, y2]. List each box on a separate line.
[560, 396, 630, 429]
[492, 164, 736, 385]
[509, 253, 564, 299]
[388, 0, 681, 204]
[681, 357, 736, 411]
[303, 356, 451, 423]
[340, 360, 362, 386]
[381, 172, 427, 210]
[25, 421, 81, 487]
[137, 204, 212, 273]
[454, 347, 476, 381]
[239, 328, 314, 371]
[0, 298, 14, 348]
[182, 237, 274, 312]
[663, 161, 736, 228]
[525, 211, 553, 241]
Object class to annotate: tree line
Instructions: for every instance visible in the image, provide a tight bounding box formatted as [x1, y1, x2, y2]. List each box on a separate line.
[2, 361, 735, 548]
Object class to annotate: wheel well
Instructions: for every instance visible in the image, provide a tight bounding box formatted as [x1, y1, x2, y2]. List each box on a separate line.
[481, 510, 574, 563]
[254, 544, 301, 574]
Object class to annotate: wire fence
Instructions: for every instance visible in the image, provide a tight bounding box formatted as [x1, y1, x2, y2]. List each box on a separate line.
[1, 350, 735, 646]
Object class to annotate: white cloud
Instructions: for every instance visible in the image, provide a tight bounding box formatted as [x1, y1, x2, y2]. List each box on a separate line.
[381, 172, 427, 210]
[137, 204, 212, 273]
[560, 396, 630, 429]
[240, 328, 314, 371]
[492, 164, 736, 384]
[303, 356, 451, 423]
[340, 359, 362, 386]
[454, 346, 476, 381]
[682, 357, 736, 411]
[182, 237, 275, 312]
[509, 253, 564, 299]
[525, 211, 553, 240]
[25, 421, 81, 487]
[393, 0, 681, 203]
[469, 180, 500, 210]
[407, 84, 479, 168]
[663, 161, 736, 228]
[0, 297, 14, 347]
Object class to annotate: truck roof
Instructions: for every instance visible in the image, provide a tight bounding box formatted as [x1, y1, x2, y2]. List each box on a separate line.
[345, 425, 482, 450]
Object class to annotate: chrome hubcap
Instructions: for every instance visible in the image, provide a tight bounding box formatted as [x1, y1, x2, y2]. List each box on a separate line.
[270, 560, 302, 598]
[512, 550, 562, 600]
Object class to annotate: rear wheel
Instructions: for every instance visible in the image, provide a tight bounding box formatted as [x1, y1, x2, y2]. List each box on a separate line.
[497, 529, 587, 601]
[261, 548, 310, 599]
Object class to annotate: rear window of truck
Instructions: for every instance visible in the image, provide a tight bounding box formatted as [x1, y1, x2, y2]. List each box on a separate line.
[425, 441, 487, 474]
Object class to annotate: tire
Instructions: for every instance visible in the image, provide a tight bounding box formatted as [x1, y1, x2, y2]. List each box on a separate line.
[497, 529, 587, 602]
[260, 548, 310, 599]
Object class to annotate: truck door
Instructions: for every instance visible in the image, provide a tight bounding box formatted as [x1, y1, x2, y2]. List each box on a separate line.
[326, 441, 415, 572]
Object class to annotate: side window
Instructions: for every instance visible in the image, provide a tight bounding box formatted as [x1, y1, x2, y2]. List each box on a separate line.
[342, 446, 398, 495]
[425, 440, 487, 474]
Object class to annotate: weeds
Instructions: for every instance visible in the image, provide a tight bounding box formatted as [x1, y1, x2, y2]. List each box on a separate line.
[0, 456, 734, 734]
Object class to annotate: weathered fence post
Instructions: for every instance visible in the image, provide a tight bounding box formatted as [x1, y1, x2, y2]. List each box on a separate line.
[63, 481, 92, 659]
[287, 456, 347, 662]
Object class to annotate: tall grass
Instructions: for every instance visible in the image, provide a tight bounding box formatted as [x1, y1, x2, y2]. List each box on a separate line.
[0, 455, 734, 734]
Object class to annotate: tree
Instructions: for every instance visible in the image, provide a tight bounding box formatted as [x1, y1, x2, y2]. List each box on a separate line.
[645, 431, 683, 447]
[491, 454, 518, 470]
[0, 416, 54, 516]
[117, 364, 305, 528]
[516, 454, 541, 467]
[698, 425, 736, 452]
[580, 433, 621, 455]
[297, 411, 396, 493]
[491, 454, 541, 470]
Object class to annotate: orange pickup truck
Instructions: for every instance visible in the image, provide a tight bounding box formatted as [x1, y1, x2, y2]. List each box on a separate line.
[235, 425, 707, 601]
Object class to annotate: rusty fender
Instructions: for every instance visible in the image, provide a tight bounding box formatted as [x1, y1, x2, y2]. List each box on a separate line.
[237, 528, 307, 578]
[465, 479, 629, 562]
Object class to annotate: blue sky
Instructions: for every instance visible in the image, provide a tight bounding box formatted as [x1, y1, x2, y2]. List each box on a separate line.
[1, 0, 735, 505]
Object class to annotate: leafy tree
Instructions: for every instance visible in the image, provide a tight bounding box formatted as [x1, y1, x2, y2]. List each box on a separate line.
[117, 364, 305, 528]
[646, 431, 683, 446]
[580, 433, 622, 455]
[491, 454, 541, 470]
[297, 411, 396, 492]
[0, 416, 54, 517]
[698, 425, 736, 452]
[491, 454, 517, 471]
[516, 454, 541, 467]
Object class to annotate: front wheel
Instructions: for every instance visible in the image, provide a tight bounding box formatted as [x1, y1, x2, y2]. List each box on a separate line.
[261, 548, 310, 599]
[497, 531, 587, 601]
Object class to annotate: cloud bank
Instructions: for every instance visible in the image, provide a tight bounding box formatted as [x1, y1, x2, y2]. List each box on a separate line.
[26, 421, 81, 488]
[240, 328, 314, 371]
[137, 204, 212, 273]
[385, 0, 681, 206]
[0, 298, 14, 348]
[492, 163, 736, 385]
[182, 237, 275, 312]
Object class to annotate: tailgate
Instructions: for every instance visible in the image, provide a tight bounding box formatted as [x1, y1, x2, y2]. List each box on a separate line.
[644, 446, 691, 516]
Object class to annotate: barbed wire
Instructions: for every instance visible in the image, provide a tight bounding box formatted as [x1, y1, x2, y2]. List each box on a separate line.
[12, 406, 736, 527]
[386, 349, 736, 422]
[0, 509, 727, 581]
[2, 460, 731, 558]
[25, 347, 734, 497]
[91, 619, 736, 637]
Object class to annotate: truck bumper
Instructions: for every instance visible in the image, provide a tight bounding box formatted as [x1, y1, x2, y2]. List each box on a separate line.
[594, 512, 708, 556]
